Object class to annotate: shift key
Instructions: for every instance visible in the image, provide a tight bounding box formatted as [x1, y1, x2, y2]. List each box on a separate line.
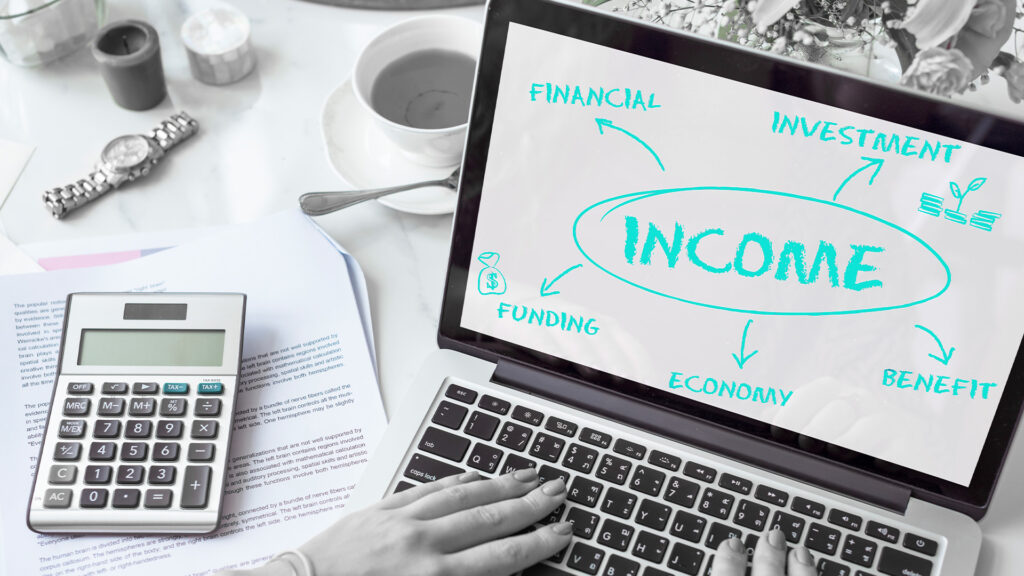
[418, 427, 471, 463]
[405, 453, 465, 483]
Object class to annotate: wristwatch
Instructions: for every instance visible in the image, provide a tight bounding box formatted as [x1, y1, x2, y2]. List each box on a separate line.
[42, 111, 199, 219]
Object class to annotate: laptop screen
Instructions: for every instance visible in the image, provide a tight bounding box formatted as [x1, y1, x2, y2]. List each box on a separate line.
[444, 0, 1024, 509]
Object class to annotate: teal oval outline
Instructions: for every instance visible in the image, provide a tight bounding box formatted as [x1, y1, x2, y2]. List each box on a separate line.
[573, 186, 952, 316]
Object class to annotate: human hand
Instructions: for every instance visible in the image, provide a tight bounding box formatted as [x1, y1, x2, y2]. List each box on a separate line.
[297, 468, 571, 576]
[710, 528, 817, 576]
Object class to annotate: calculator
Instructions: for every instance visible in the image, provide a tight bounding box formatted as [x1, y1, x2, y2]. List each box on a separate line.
[27, 293, 246, 534]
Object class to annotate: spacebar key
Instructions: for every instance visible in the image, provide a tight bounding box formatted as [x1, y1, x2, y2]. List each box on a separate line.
[878, 547, 933, 576]
[520, 563, 573, 576]
[404, 453, 465, 483]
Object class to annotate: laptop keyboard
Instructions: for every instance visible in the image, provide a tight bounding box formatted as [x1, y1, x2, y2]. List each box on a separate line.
[391, 382, 942, 576]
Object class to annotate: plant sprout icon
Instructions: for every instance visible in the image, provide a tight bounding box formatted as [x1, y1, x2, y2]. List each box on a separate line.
[918, 177, 1000, 232]
[944, 177, 986, 224]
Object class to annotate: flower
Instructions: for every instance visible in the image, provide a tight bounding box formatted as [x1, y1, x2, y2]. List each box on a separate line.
[750, 0, 801, 30]
[1004, 61, 1024, 104]
[901, 0, 978, 49]
[965, 0, 1009, 37]
[801, 0, 872, 27]
[901, 47, 974, 96]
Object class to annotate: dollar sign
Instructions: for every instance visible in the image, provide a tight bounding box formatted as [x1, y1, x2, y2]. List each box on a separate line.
[486, 272, 499, 290]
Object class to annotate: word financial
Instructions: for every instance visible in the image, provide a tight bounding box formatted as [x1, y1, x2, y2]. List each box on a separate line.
[529, 83, 660, 111]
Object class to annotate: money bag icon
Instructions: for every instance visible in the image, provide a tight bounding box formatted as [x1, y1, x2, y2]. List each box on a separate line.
[477, 252, 507, 296]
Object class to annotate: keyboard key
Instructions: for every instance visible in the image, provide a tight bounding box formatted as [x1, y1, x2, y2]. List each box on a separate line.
[58, 419, 85, 438]
[80, 488, 108, 508]
[125, 420, 152, 438]
[89, 442, 116, 461]
[112, 488, 141, 508]
[699, 487, 735, 520]
[877, 547, 932, 576]
[665, 476, 700, 508]
[632, 530, 669, 563]
[465, 411, 500, 441]
[598, 518, 635, 551]
[603, 555, 640, 576]
[531, 434, 566, 463]
[133, 382, 158, 394]
[566, 507, 600, 539]
[121, 442, 148, 461]
[84, 465, 112, 484]
[636, 498, 671, 531]
[828, 508, 863, 531]
[394, 481, 415, 494]
[818, 559, 853, 576]
[431, 400, 468, 430]
[445, 383, 477, 404]
[157, 420, 183, 439]
[865, 521, 900, 544]
[198, 382, 224, 394]
[770, 510, 806, 544]
[754, 484, 789, 507]
[129, 397, 156, 416]
[667, 542, 705, 575]
[149, 466, 176, 484]
[97, 397, 125, 416]
[630, 465, 666, 496]
[160, 398, 187, 416]
[479, 394, 510, 415]
[497, 421, 533, 451]
[670, 510, 707, 543]
[568, 476, 604, 508]
[842, 534, 879, 567]
[648, 450, 681, 471]
[117, 465, 144, 485]
[54, 442, 81, 461]
[195, 398, 222, 417]
[188, 443, 216, 462]
[643, 568, 673, 576]
[683, 461, 716, 483]
[102, 382, 128, 394]
[512, 405, 544, 426]
[500, 454, 537, 475]
[404, 453, 464, 482]
[580, 427, 612, 448]
[538, 465, 570, 486]
[68, 382, 93, 394]
[144, 489, 173, 508]
[522, 564, 572, 576]
[791, 496, 825, 519]
[542, 504, 566, 525]
[49, 465, 77, 484]
[163, 382, 189, 394]
[546, 416, 578, 437]
[806, 522, 841, 556]
[601, 487, 638, 519]
[467, 443, 504, 474]
[419, 426, 470, 462]
[191, 420, 218, 439]
[63, 398, 90, 416]
[181, 465, 212, 508]
[743, 534, 761, 557]
[718, 473, 752, 495]
[567, 542, 605, 575]
[43, 489, 72, 508]
[596, 454, 632, 485]
[153, 442, 180, 462]
[705, 522, 743, 551]
[563, 443, 599, 473]
[734, 499, 770, 531]
[902, 533, 938, 557]
[93, 419, 120, 438]
[613, 438, 646, 460]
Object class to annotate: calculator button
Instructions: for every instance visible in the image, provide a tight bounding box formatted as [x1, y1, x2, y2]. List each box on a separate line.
[80, 488, 109, 508]
[129, 398, 156, 416]
[121, 442, 148, 461]
[156, 420, 184, 439]
[89, 442, 117, 461]
[188, 443, 216, 462]
[160, 398, 187, 416]
[149, 466, 176, 484]
[133, 382, 158, 394]
[145, 489, 173, 508]
[84, 465, 113, 484]
[195, 398, 222, 417]
[198, 382, 224, 394]
[44, 489, 73, 508]
[54, 442, 81, 461]
[117, 465, 145, 484]
[93, 419, 121, 438]
[125, 420, 152, 438]
[97, 397, 126, 416]
[191, 420, 219, 439]
[102, 382, 128, 394]
[49, 465, 77, 484]
[58, 419, 86, 438]
[153, 442, 180, 461]
[63, 398, 90, 416]
[163, 382, 189, 394]
[181, 466, 212, 508]
[112, 489, 141, 508]
[68, 382, 93, 394]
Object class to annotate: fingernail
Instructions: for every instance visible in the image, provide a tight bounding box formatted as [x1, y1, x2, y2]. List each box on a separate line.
[458, 471, 479, 482]
[768, 528, 786, 550]
[552, 521, 573, 535]
[794, 547, 813, 565]
[727, 536, 744, 553]
[513, 468, 538, 482]
[542, 478, 566, 495]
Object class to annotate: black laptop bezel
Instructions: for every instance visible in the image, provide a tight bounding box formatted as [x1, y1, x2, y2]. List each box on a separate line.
[439, 0, 1024, 515]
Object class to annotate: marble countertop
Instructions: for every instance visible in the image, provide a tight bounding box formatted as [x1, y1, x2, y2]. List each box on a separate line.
[2, 0, 1022, 573]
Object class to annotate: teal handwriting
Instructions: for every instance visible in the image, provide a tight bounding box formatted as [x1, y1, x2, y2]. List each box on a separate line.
[497, 302, 599, 335]
[530, 83, 661, 111]
[669, 372, 794, 406]
[882, 368, 997, 399]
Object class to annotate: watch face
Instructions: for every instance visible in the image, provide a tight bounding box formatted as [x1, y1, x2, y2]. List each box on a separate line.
[101, 135, 150, 170]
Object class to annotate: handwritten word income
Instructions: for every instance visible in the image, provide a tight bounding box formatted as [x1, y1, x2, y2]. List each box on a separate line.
[529, 83, 660, 111]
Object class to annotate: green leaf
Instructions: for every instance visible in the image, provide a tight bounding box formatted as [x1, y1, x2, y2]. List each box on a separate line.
[949, 182, 963, 198]
[582, 0, 611, 5]
[967, 177, 987, 192]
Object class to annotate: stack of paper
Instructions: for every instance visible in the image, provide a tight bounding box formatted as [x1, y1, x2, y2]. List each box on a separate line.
[0, 210, 387, 576]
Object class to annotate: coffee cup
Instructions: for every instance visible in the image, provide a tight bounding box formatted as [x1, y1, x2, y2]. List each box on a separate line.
[352, 16, 481, 168]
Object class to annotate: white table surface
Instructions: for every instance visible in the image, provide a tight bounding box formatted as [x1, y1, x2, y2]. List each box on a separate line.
[1, 1, 1022, 573]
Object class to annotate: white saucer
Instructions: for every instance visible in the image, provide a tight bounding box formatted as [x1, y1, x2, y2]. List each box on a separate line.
[320, 78, 458, 215]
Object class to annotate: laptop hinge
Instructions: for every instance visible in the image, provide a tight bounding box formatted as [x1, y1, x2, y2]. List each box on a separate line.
[492, 358, 912, 515]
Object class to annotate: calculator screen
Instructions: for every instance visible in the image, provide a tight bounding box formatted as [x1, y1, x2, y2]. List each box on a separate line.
[77, 329, 225, 367]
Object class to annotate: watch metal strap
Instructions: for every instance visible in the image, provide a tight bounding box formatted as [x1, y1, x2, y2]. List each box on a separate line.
[149, 111, 199, 151]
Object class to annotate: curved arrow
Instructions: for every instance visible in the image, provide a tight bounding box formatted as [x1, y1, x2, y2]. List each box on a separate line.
[914, 324, 955, 365]
[834, 156, 884, 201]
[541, 264, 582, 297]
[596, 118, 665, 171]
[731, 319, 759, 369]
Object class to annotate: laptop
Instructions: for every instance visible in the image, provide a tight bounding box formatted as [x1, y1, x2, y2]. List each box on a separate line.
[349, 1, 1024, 574]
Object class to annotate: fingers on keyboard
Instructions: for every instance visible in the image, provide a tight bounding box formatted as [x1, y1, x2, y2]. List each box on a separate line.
[378, 470, 472, 511]
[407, 468, 541, 520]
[445, 521, 573, 576]
[751, 528, 788, 576]
[710, 537, 746, 576]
